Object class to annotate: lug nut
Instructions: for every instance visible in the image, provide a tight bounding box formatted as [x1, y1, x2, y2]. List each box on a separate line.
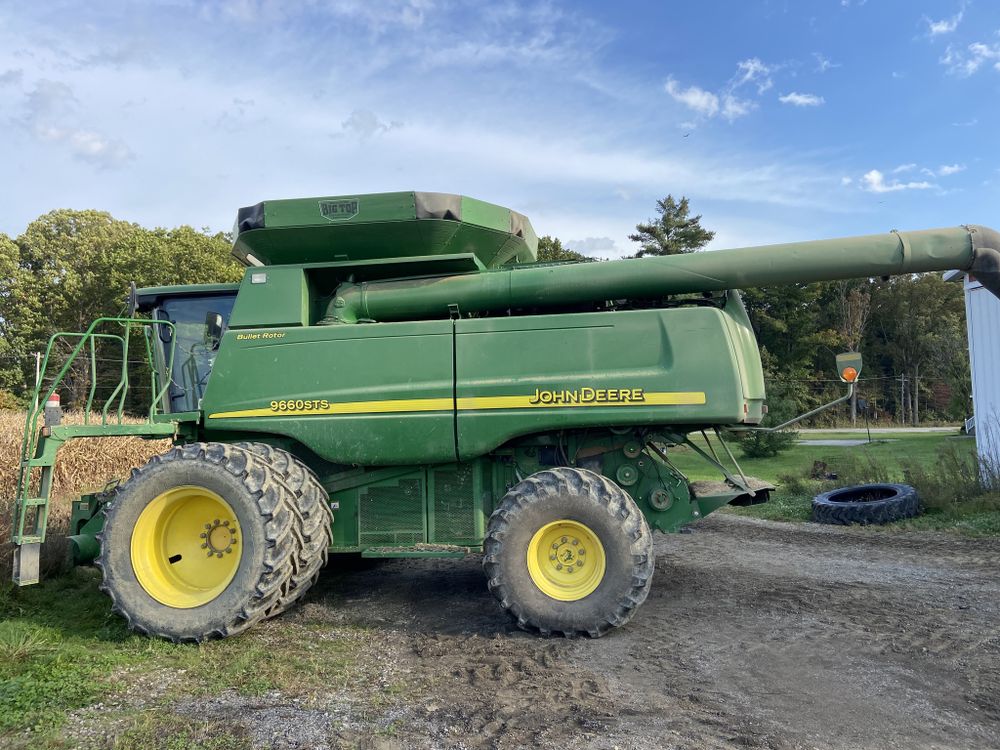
[576, 560, 583, 567]
[200, 532, 207, 538]
[556, 563, 563, 570]
[572, 538, 579, 545]
[549, 554, 557, 561]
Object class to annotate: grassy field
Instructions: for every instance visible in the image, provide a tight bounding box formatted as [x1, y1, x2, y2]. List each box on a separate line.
[668, 430, 1000, 535]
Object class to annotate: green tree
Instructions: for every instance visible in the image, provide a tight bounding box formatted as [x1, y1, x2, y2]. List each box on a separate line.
[628, 195, 714, 256]
[0, 209, 242, 403]
[868, 274, 967, 424]
[536, 235, 588, 263]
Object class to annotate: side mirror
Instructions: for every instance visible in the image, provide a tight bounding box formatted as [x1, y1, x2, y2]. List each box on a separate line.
[127, 282, 138, 317]
[204, 312, 224, 350]
[835, 352, 863, 383]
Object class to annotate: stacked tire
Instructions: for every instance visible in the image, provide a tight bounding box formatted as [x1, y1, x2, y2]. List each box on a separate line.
[97, 442, 333, 643]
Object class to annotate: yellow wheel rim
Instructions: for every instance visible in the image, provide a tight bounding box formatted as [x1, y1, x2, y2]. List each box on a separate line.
[526, 520, 606, 601]
[130, 486, 242, 608]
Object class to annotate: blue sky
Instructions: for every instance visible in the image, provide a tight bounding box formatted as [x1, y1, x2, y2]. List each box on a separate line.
[1, 0, 998, 256]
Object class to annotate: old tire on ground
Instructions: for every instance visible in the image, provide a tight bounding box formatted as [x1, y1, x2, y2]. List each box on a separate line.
[234, 442, 333, 614]
[483, 467, 654, 637]
[97, 442, 296, 642]
[811, 483, 919, 525]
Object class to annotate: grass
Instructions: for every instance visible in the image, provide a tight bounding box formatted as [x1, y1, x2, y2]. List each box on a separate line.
[668, 429, 1000, 534]
[0, 567, 370, 748]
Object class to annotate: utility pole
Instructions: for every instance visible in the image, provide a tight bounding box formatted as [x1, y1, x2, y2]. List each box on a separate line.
[33, 352, 41, 411]
[898, 375, 906, 425]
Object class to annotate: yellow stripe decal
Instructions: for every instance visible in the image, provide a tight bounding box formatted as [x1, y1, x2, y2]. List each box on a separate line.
[208, 391, 706, 419]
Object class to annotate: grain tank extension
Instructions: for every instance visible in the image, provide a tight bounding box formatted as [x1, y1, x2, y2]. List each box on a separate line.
[12, 191, 1000, 641]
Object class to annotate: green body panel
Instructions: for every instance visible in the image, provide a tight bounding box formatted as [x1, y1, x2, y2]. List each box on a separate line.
[201, 293, 763, 465]
[229, 267, 310, 328]
[454, 300, 762, 460]
[232, 191, 537, 268]
[201, 320, 457, 464]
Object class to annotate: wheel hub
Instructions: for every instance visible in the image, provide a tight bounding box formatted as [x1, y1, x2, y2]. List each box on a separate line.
[130, 486, 243, 609]
[526, 520, 606, 601]
[202, 519, 237, 557]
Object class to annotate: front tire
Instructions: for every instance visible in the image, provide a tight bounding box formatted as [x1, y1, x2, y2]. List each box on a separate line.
[483, 467, 654, 637]
[97, 443, 297, 642]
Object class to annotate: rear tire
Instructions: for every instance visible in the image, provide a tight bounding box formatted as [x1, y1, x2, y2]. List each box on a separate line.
[483, 467, 654, 637]
[97, 443, 296, 642]
[234, 442, 333, 614]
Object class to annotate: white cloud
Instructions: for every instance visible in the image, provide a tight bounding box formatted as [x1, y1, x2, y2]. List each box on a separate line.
[565, 236, 621, 257]
[734, 58, 773, 94]
[778, 92, 825, 107]
[63, 131, 134, 168]
[925, 9, 963, 36]
[860, 169, 935, 193]
[664, 57, 777, 122]
[721, 94, 755, 121]
[952, 118, 978, 127]
[813, 53, 840, 73]
[941, 41, 1000, 76]
[892, 163, 917, 174]
[339, 109, 403, 138]
[937, 163, 966, 176]
[840, 176, 853, 186]
[665, 77, 719, 117]
[18, 78, 135, 169]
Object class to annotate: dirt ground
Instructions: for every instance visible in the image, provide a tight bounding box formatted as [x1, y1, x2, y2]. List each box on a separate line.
[157, 516, 1000, 749]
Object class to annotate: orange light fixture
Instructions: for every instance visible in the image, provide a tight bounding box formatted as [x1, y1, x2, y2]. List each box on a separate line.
[841, 366, 858, 383]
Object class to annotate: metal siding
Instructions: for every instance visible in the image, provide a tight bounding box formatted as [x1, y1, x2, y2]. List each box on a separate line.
[966, 280, 1000, 465]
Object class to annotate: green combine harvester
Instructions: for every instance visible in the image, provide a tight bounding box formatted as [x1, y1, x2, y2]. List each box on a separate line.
[11, 192, 1000, 641]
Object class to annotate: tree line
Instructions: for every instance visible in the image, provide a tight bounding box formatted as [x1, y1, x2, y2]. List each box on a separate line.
[0, 202, 970, 425]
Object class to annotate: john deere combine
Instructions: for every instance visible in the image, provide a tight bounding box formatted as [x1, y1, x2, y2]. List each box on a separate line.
[11, 192, 1000, 641]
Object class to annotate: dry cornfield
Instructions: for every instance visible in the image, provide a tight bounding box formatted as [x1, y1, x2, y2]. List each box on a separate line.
[1, 409, 170, 574]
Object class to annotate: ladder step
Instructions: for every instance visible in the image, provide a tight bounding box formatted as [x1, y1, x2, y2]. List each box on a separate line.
[12, 543, 40, 586]
[19, 497, 48, 507]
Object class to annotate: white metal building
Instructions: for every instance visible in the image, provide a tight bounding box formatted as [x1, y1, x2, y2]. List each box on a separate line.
[945, 270, 1000, 467]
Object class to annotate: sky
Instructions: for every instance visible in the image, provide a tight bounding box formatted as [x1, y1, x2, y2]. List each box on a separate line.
[0, 0, 998, 256]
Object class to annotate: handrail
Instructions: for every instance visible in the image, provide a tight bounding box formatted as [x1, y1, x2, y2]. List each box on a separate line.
[15, 317, 177, 510]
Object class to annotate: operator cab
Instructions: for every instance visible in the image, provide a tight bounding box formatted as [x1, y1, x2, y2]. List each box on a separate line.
[131, 283, 239, 413]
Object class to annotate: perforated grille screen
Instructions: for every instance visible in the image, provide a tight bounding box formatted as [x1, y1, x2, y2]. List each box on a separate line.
[359, 478, 424, 545]
[433, 464, 475, 542]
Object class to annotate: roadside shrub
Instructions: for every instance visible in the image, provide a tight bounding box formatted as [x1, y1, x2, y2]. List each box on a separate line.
[902, 446, 1000, 512]
[739, 383, 799, 458]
